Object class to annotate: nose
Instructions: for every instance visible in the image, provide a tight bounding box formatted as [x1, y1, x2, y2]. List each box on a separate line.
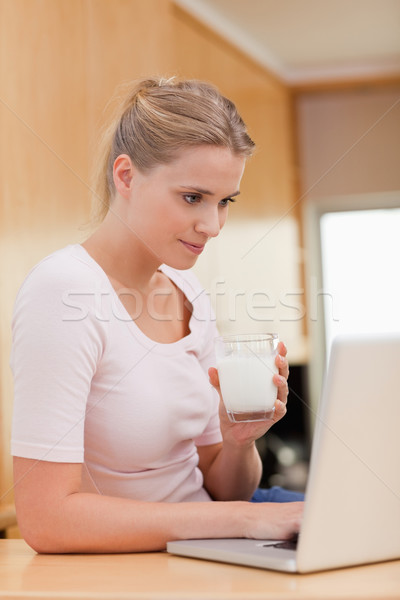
[194, 206, 224, 239]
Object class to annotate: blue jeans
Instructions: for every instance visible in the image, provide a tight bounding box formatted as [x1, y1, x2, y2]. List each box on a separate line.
[250, 486, 304, 503]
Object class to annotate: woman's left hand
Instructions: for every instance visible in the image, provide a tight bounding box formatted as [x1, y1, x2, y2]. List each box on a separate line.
[208, 341, 289, 448]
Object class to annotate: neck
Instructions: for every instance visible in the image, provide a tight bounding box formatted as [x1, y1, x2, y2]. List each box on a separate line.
[82, 210, 162, 292]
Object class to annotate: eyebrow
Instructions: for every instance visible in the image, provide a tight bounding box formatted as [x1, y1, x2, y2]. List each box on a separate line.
[180, 186, 241, 198]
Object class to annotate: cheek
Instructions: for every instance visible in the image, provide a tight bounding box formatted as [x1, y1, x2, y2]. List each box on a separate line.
[143, 215, 180, 245]
[159, 204, 191, 232]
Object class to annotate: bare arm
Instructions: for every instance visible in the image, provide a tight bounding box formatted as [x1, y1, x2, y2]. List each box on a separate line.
[198, 440, 262, 501]
[13, 457, 303, 554]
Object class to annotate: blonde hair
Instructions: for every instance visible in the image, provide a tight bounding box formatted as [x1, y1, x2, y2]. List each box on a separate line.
[91, 76, 255, 223]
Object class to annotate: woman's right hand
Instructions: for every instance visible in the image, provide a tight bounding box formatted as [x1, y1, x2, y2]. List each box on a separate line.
[240, 500, 304, 540]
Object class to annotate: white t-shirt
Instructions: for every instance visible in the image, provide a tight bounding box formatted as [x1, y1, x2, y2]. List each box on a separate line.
[11, 245, 222, 502]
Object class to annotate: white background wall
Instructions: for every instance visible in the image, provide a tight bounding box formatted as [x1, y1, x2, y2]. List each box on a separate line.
[193, 215, 307, 364]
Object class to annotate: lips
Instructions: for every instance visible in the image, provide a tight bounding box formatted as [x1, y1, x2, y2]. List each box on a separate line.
[180, 240, 205, 255]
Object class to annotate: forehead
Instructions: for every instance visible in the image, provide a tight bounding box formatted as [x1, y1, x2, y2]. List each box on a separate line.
[158, 145, 246, 183]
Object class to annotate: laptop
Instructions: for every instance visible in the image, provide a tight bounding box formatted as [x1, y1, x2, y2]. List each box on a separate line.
[167, 333, 400, 573]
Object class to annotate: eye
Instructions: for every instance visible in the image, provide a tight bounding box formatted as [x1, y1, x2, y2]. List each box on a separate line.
[219, 197, 236, 207]
[183, 193, 201, 205]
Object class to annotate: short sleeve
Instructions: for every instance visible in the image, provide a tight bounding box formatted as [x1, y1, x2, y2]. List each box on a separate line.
[10, 252, 107, 462]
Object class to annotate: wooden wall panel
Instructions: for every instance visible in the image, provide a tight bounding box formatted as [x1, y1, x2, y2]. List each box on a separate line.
[0, 0, 89, 233]
[84, 0, 174, 153]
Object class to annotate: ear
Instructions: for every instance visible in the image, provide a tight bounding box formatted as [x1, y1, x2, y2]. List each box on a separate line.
[113, 154, 135, 199]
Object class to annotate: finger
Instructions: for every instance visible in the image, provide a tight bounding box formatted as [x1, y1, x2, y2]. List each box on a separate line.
[275, 353, 289, 380]
[273, 399, 287, 421]
[208, 367, 220, 390]
[273, 374, 289, 404]
[277, 341, 287, 357]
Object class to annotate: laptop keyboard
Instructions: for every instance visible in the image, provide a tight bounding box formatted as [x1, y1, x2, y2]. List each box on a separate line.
[263, 534, 298, 551]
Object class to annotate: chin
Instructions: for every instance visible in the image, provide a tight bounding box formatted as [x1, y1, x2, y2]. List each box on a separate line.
[163, 255, 199, 271]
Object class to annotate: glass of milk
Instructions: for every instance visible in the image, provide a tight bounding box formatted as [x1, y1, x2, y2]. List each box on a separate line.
[215, 333, 279, 422]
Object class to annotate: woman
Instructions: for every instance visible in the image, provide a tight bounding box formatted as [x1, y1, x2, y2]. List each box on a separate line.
[11, 77, 303, 553]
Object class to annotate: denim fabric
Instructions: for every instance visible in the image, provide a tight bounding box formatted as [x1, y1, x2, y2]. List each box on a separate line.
[250, 486, 305, 503]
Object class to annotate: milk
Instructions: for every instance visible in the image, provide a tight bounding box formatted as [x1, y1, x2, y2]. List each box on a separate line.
[217, 353, 278, 415]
